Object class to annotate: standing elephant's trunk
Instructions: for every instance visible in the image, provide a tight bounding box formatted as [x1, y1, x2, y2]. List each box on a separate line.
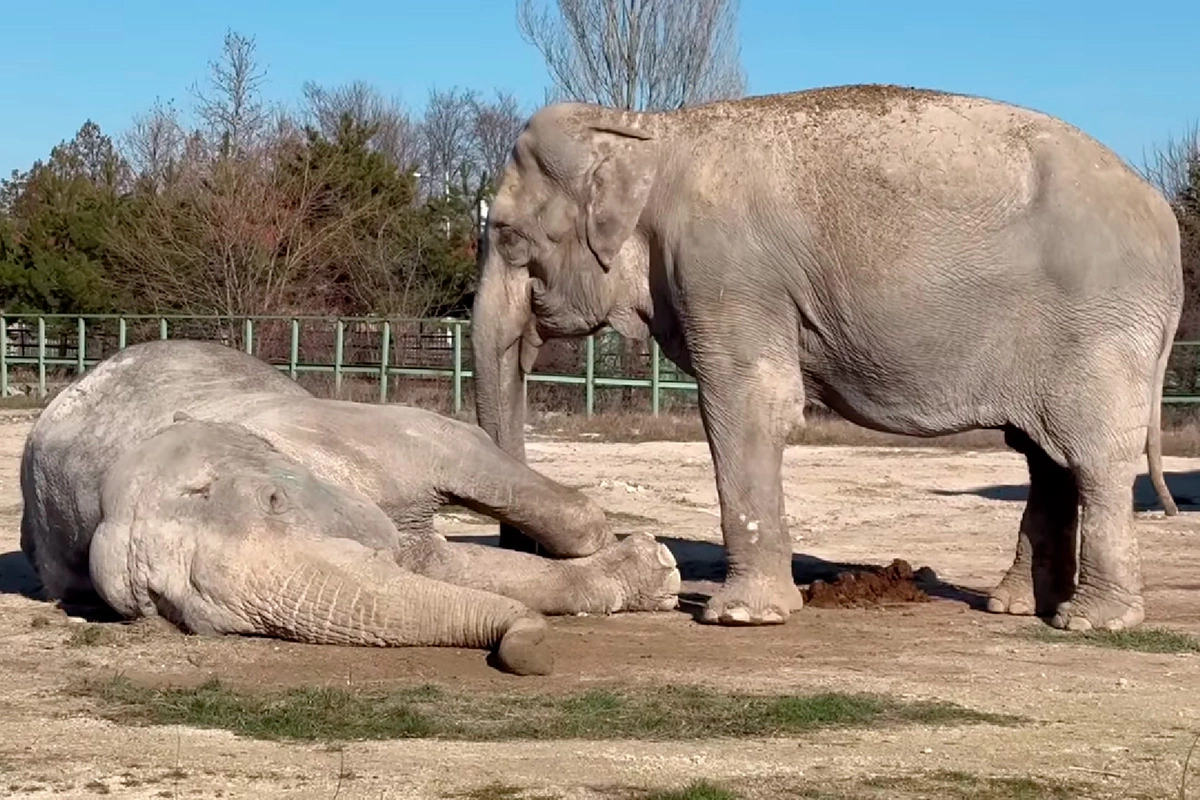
[472, 254, 540, 463]
[472, 252, 546, 553]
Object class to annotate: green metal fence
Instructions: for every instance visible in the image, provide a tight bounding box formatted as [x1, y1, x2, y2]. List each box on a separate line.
[0, 313, 699, 416]
[4, 313, 1200, 412]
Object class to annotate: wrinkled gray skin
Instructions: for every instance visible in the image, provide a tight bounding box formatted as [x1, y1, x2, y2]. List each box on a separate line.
[20, 340, 681, 675]
[472, 83, 1183, 633]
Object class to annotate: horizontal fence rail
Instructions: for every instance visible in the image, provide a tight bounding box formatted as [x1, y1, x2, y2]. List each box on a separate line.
[3, 313, 1200, 414]
[0, 313, 699, 416]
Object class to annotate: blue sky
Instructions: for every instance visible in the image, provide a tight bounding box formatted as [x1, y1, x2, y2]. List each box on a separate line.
[2, 0, 1197, 177]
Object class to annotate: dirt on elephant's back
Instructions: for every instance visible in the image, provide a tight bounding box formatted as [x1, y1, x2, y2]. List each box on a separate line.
[802, 558, 933, 608]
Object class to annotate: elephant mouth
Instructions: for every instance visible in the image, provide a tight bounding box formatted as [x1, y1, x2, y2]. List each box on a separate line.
[529, 278, 610, 339]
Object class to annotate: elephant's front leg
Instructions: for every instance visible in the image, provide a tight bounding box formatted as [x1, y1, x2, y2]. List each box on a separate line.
[396, 531, 680, 616]
[439, 425, 616, 558]
[694, 355, 805, 626]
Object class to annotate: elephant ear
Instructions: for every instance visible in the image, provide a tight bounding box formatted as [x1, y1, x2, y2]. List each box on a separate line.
[583, 124, 655, 272]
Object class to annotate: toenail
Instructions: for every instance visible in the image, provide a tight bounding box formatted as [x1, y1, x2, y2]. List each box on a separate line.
[724, 607, 752, 623]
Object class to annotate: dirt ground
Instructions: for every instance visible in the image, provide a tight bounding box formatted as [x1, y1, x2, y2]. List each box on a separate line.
[1, 408, 1200, 799]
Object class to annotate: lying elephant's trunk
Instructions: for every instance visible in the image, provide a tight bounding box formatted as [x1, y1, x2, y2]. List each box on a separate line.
[243, 541, 551, 675]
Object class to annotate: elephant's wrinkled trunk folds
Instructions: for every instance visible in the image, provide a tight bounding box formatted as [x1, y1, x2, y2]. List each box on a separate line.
[244, 546, 550, 675]
[472, 258, 541, 464]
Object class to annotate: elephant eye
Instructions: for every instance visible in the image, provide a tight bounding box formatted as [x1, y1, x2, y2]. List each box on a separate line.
[258, 484, 290, 515]
[495, 225, 531, 267]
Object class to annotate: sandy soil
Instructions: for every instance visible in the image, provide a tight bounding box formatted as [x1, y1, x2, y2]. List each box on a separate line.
[1, 408, 1199, 799]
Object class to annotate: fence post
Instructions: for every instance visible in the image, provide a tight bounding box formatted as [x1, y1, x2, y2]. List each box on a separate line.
[0, 314, 7, 399]
[334, 319, 344, 397]
[650, 339, 661, 416]
[243, 318, 254, 354]
[379, 320, 391, 403]
[37, 316, 46, 399]
[76, 317, 86, 374]
[452, 321, 463, 414]
[585, 335, 595, 417]
[118, 317, 127, 350]
[159, 317, 168, 340]
[289, 318, 299, 380]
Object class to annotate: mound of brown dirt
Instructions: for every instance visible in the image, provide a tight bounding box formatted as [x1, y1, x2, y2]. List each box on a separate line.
[802, 558, 933, 609]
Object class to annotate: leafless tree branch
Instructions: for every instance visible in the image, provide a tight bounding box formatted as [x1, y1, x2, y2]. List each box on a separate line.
[190, 29, 270, 159]
[516, 0, 745, 111]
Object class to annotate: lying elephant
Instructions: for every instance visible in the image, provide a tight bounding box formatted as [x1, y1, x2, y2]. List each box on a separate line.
[471, 83, 1183, 632]
[19, 340, 681, 675]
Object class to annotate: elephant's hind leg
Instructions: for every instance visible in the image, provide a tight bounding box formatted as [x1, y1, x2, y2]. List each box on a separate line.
[1013, 346, 1157, 631]
[1050, 449, 1146, 631]
[987, 427, 1079, 617]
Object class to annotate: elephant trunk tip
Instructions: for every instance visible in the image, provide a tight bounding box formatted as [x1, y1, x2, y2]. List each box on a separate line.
[493, 615, 552, 676]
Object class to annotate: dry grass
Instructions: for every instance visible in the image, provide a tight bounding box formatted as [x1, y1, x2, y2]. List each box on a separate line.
[533, 409, 1008, 450]
[534, 407, 1200, 458]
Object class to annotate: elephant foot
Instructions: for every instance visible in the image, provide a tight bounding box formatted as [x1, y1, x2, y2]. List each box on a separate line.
[986, 570, 1072, 617]
[700, 575, 802, 626]
[584, 532, 681, 614]
[496, 616, 553, 676]
[1050, 585, 1144, 632]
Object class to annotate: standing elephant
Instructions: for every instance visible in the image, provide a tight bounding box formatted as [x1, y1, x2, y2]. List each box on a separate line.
[471, 83, 1183, 633]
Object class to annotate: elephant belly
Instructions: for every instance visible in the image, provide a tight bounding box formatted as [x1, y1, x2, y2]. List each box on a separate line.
[797, 307, 1016, 438]
[807, 372, 1003, 438]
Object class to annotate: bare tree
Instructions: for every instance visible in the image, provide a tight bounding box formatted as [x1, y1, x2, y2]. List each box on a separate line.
[1141, 121, 1200, 207]
[516, 0, 745, 112]
[517, 0, 745, 408]
[418, 87, 480, 198]
[470, 91, 527, 189]
[1140, 124, 1200, 349]
[191, 29, 270, 158]
[301, 80, 419, 171]
[123, 98, 185, 191]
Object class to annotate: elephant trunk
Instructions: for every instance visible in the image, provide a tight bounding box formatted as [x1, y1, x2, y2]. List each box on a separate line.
[244, 544, 551, 675]
[472, 252, 547, 554]
[472, 254, 540, 464]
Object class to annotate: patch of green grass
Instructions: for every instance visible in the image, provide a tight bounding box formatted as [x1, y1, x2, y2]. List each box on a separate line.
[77, 678, 1019, 743]
[86, 678, 438, 741]
[1022, 624, 1200, 654]
[449, 785, 525, 800]
[448, 784, 562, 800]
[639, 780, 739, 800]
[791, 770, 1091, 800]
[861, 770, 1083, 799]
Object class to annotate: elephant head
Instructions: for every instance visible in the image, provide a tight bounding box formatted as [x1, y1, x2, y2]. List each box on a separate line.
[472, 103, 661, 463]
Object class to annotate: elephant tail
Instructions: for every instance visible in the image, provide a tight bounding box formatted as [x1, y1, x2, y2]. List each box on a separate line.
[1146, 312, 1179, 517]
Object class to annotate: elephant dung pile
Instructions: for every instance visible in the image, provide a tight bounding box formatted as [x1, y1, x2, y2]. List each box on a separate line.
[802, 558, 934, 609]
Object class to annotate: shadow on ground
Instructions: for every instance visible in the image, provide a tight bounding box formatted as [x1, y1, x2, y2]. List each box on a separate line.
[932, 471, 1200, 512]
[0, 550, 41, 600]
[0, 550, 125, 621]
[450, 533, 989, 616]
